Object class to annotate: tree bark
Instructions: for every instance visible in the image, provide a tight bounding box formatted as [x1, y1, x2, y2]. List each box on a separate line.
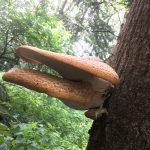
[87, 0, 150, 150]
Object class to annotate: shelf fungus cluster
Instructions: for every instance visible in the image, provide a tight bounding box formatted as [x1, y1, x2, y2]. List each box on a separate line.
[2, 45, 120, 119]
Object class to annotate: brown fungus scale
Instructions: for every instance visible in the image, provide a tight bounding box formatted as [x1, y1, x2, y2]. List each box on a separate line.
[2, 45, 120, 111]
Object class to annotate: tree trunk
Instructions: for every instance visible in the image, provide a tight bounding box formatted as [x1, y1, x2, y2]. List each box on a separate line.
[87, 0, 150, 150]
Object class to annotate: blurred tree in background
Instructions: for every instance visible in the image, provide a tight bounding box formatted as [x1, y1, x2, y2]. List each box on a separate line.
[54, 0, 127, 58]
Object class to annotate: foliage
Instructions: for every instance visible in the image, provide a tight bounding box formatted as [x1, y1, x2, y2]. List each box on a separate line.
[0, 122, 89, 150]
[52, 0, 126, 59]
[118, 0, 132, 8]
[0, 73, 13, 127]
[0, 0, 72, 71]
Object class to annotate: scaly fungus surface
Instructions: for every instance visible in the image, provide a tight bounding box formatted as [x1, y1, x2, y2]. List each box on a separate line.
[3, 45, 120, 119]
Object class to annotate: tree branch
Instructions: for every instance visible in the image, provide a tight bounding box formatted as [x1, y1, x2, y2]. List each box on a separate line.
[0, 29, 9, 57]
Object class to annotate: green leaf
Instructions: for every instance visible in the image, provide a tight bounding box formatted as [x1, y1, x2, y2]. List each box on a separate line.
[0, 135, 5, 144]
[0, 123, 9, 131]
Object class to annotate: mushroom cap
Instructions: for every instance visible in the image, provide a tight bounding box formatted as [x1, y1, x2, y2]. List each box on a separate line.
[16, 45, 120, 85]
[2, 68, 104, 110]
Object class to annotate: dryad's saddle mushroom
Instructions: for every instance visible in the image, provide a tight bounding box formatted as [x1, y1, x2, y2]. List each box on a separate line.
[2, 45, 120, 119]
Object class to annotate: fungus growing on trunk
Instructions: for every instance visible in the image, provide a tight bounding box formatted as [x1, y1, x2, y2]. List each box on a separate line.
[2, 45, 120, 119]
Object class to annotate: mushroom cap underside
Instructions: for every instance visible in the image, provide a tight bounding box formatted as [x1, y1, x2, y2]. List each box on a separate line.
[16, 45, 120, 85]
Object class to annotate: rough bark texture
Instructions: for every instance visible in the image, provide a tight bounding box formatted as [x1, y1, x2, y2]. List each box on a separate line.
[87, 0, 150, 150]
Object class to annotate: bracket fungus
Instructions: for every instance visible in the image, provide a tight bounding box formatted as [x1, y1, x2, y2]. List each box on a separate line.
[2, 45, 120, 119]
